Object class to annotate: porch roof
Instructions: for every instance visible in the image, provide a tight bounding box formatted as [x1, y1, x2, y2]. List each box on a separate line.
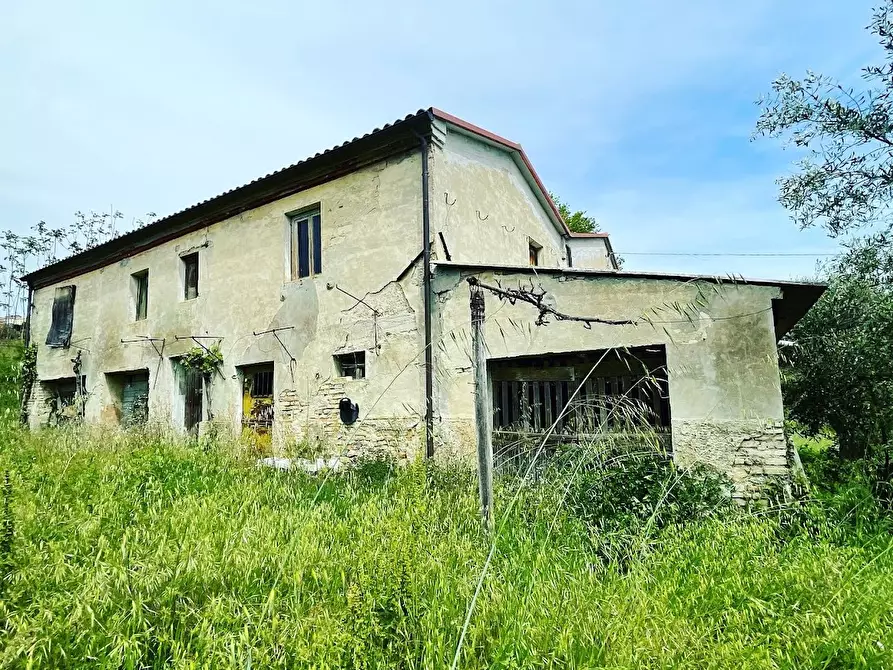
[432, 261, 826, 340]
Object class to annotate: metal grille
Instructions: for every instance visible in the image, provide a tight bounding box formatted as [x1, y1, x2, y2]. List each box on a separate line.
[492, 375, 669, 433]
[336, 351, 366, 379]
[252, 368, 273, 397]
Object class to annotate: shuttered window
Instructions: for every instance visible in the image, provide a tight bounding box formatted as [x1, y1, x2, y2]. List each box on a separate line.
[182, 253, 199, 300]
[289, 207, 322, 279]
[45, 285, 76, 348]
[133, 270, 148, 320]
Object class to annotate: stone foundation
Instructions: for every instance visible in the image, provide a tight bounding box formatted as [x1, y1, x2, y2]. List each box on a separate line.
[435, 417, 789, 501]
[277, 378, 422, 462]
[672, 419, 789, 501]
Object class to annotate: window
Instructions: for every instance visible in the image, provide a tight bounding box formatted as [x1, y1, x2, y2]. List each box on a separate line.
[335, 351, 366, 379]
[46, 285, 76, 348]
[289, 207, 322, 279]
[250, 367, 274, 396]
[182, 253, 199, 300]
[528, 239, 541, 266]
[565, 245, 573, 268]
[132, 270, 148, 321]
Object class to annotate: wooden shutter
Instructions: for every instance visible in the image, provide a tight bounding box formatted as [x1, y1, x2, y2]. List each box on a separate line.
[135, 273, 148, 320]
[183, 366, 203, 433]
[312, 213, 322, 275]
[45, 285, 76, 347]
[297, 218, 310, 278]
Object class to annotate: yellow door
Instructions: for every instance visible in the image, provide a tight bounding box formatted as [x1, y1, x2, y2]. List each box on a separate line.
[241, 365, 273, 452]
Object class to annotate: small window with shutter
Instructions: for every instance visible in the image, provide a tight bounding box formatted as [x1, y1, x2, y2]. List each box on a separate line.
[182, 253, 199, 300]
[45, 285, 76, 348]
[289, 206, 322, 280]
[528, 239, 542, 266]
[132, 270, 148, 320]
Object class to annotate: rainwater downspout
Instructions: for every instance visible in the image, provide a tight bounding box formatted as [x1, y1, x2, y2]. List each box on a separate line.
[419, 128, 435, 459]
[23, 285, 33, 347]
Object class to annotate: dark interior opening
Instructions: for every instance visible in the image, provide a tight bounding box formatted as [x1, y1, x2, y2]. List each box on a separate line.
[489, 345, 670, 436]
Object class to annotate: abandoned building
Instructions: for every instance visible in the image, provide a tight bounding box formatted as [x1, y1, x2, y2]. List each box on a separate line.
[21, 108, 824, 498]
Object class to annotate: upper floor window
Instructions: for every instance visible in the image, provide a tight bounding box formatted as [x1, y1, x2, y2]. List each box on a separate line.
[46, 285, 76, 348]
[565, 245, 573, 268]
[132, 270, 148, 320]
[529, 239, 542, 267]
[182, 253, 199, 300]
[290, 207, 322, 280]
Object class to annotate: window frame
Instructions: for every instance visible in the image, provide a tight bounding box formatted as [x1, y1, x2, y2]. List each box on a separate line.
[132, 269, 149, 321]
[288, 206, 322, 280]
[181, 252, 199, 300]
[335, 351, 366, 379]
[528, 239, 542, 267]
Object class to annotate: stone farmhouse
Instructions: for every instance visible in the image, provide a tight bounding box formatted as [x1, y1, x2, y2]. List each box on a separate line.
[22, 108, 824, 498]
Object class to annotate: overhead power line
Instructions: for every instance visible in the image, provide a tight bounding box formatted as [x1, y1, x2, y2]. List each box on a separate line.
[614, 251, 837, 258]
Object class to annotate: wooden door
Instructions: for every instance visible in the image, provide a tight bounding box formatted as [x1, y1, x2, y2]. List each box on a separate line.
[122, 372, 149, 426]
[183, 367, 203, 434]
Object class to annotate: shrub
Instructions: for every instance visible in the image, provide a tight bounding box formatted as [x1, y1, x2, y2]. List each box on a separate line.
[560, 454, 733, 531]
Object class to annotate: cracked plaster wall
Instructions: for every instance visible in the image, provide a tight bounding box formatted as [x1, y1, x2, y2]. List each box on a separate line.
[29, 150, 428, 458]
[429, 128, 612, 270]
[430, 267, 789, 498]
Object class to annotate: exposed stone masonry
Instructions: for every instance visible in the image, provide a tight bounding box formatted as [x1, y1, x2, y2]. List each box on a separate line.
[673, 419, 789, 501]
[277, 378, 421, 461]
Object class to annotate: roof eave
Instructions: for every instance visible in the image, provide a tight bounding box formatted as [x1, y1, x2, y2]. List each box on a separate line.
[24, 110, 435, 289]
[430, 109, 619, 270]
[432, 260, 826, 339]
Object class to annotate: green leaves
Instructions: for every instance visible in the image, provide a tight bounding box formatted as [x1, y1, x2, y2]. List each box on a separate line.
[782, 236, 893, 458]
[548, 193, 600, 234]
[755, 4, 893, 235]
[180, 344, 223, 377]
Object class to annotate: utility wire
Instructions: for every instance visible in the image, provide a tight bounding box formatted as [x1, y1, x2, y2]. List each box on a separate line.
[614, 251, 837, 257]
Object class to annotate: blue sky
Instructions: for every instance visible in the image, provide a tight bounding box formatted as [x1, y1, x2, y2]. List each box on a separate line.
[0, 0, 880, 279]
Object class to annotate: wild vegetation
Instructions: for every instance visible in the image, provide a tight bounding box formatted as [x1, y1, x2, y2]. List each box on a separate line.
[0, 342, 890, 668]
[0, 210, 156, 329]
[757, 0, 893, 476]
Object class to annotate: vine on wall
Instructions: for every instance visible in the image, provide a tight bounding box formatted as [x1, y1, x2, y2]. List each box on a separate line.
[181, 344, 223, 378]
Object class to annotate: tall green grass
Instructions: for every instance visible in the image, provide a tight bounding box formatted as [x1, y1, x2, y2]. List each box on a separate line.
[0, 423, 891, 668]
[0, 341, 23, 420]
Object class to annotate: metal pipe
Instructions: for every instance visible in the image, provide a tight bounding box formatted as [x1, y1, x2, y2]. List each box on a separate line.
[252, 326, 295, 336]
[420, 129, 434, 459]
[23, 285, 33, 347]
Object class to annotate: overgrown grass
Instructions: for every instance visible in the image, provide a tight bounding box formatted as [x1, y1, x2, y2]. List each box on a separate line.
[0, 340, 23, 419]
[0, 422, 891, 668]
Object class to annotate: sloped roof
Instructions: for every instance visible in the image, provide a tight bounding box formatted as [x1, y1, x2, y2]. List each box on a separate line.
[25, 108, 609, 288]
